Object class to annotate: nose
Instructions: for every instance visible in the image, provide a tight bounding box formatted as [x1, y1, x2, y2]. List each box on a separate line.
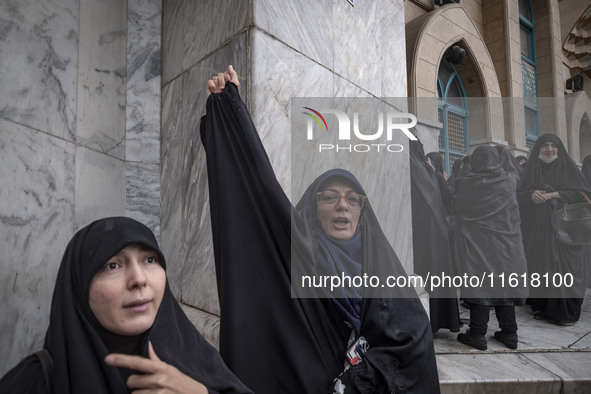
[335, 196, 349, 210]
[127, 261, 147, 289]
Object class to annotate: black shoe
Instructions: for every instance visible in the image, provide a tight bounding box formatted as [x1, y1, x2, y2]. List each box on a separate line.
[533, 311, 551, 321]
[493, 331, 518, 349]
[457, 331, 487, 350]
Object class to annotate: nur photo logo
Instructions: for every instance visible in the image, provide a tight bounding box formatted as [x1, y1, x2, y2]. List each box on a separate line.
[301, 106, 417, 153]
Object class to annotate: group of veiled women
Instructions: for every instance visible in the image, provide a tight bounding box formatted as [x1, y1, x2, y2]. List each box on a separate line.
[1, 66, 440, 393]
[2, 63, 588, 393]
[412, 133, 590, 351]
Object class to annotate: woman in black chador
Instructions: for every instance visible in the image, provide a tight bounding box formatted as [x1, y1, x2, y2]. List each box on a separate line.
[0, 217, 252, 394]
[517, 134, 591, 325]
[452, 146, 527, 350]
[202, 66, 439, 393]
[410, 140, 461, 334]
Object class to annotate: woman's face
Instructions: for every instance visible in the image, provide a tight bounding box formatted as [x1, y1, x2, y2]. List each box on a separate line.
[89, 243, 166, 336]
[317, 179, 362, 241]
[539, 141, 558, 159]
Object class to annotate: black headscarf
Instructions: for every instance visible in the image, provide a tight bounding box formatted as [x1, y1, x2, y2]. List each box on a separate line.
[452, 146, 527, 304]
[426, 152, 444, 175]
[496, 145, 523, 183]
[201, 81, 440, 393]
[517, 134, 591, 194]
[308, 170, 364, 334]
[1, 217, 251, 394]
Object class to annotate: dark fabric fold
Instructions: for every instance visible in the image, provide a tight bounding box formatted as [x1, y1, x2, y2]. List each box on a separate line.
[201, 82, 440, 393]
[410, 140, 461, 333]
[452, 146, 528, 304]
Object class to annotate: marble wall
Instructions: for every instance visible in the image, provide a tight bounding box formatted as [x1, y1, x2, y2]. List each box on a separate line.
[161, 0, 410, 344]
[126, 0, 162, 235]
[0, 0, 161, 376]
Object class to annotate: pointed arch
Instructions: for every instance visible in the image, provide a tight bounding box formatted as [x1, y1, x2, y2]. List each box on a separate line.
[565, 91, 591, 163]
[406, 4, 503, 144]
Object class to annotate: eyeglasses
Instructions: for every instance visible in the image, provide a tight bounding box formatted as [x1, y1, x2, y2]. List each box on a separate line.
[316, 191, 367, 209]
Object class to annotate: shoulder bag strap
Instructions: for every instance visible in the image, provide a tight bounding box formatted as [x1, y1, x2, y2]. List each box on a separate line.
[34, 349, 53, 394]
[579, 191, 591, 205]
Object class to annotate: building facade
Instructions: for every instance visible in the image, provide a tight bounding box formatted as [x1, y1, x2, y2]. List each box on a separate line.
[1, 0, 590, 377]
[406, 0, 591, 172]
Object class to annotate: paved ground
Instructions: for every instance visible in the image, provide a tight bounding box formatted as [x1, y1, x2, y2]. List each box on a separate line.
[434, 289, 591, 393]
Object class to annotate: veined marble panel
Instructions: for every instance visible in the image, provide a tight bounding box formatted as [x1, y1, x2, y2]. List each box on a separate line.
[517, 315, 591, 350]
[126, 162, 160, 240]
[77, 0, 126, 159]
[0, 0, 78, 141]
[162, 0, 185, 85]
[182, 0, 250, 73]
[160, 76, 185, 297]
[333, 0, 407, 98]
[0, 119, 75, 376]
[254, 0, 334, 68]
[334, 77, 374, 98]
[377, 0, 407, 98]
[572, 333, 591, 350]
[180, 304, 220, 349]
[251, 29, 334, 201]
[74, 146, 125, 230]
[180, 34, 248, 315]
[522, 352, 591, 392]
[126, 0, 162, 164]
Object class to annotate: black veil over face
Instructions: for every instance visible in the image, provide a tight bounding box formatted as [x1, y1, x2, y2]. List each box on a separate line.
[43, 217, 250, 394]
[452, 146, 527, 303]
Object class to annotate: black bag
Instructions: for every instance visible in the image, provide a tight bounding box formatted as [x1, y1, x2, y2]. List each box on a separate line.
[554, 191, 591, 245]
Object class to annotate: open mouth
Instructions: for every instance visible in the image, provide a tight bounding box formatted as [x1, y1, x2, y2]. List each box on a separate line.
[333, 217, 350, 227]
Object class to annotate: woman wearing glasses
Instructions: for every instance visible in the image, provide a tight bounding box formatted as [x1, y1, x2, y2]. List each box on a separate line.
[201, 66, 439, 393]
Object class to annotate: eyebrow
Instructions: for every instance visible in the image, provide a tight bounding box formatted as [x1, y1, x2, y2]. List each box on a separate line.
[322, 188, 356, 193]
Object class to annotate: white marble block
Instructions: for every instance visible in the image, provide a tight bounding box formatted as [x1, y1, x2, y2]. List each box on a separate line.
[0, 119, 75, 375]
[0, 0, 78, 141]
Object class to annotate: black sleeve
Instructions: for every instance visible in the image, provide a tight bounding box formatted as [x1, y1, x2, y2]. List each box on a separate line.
[0, 355, 47, 394]
[200, 82, 293, 307]
[517, 189, 535, 206]
[200, 82, 345, 393]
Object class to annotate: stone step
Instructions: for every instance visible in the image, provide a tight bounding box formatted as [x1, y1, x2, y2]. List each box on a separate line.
[434, 290, 591, 393]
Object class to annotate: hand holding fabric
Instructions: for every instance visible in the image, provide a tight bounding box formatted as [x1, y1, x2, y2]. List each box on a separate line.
[207, 65, 240, 96]
[105, 341, 208, 394]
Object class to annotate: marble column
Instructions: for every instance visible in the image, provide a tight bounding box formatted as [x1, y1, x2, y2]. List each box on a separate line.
[0, 0, 162, 376]
[161, 0, 410, 347]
